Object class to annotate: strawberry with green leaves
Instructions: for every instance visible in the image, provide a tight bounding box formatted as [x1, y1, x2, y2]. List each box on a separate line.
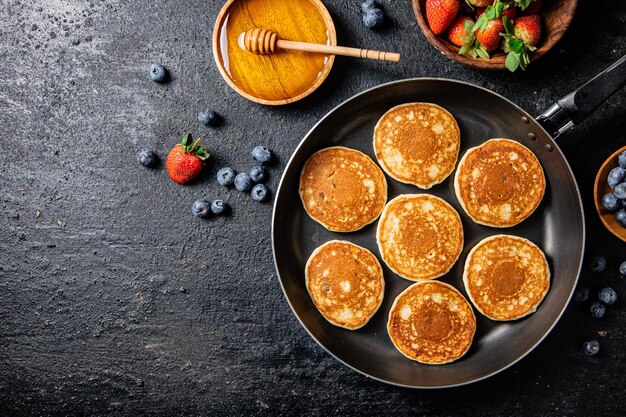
[426, 0, 460, 35]
[447, 15, 474, 46]
[450, 18, 490, 60]
[501, 15, 542, 72]
[473, 0, 508, 32]
[476, 4, 515, 20]
[476, 19, 504, 51]
[165, 133, 210, 184]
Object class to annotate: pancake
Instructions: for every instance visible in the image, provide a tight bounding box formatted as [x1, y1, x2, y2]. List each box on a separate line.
[463, 235, 550, 321]
[454, 138, 545, 228]
[305, 240, 385, 330]
[299, 146, 387, 232]
[387, 281, 476, 365]
[376, 194, 464, 281]
[373, 103, 461, 189]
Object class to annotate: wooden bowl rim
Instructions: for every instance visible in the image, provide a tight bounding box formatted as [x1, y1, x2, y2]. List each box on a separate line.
[212, 0, 337, 106]
[594, 145, 626, 242]
[411, 0, 578, 71]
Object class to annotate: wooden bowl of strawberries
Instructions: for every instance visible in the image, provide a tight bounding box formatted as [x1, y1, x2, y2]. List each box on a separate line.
[412, 0, 577, 71]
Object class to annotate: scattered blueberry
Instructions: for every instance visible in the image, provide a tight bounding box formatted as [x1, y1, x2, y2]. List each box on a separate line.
[363, 8, 384, 29]
[620, 261, 626, 276]
[251, 146, 272, 165]
[211, 199, 228, 216]
[234, 173, 253, 192]
[192, 199, 211, 218]
[601, 193, 619, 211]
[614, 183, 626, 199]
[217, 167, 236, 187]
[249, 165, 267, 183]
[589, 255, 607, 272]
[251, 183, 270, 202]
[607, 167, 625, 188]
[598, 287, 617, 305]
[616, 209, 626, 227]
[574, 287, 589, 303]
[590, 301, 606, 318]
[148, 63, 167, 82]
[583, 340, 600, 357]
[197, 110, 221, 127]
[619, 151, 626, 169]
[361, 0, 377, 13]
[136, 148, 157, 167]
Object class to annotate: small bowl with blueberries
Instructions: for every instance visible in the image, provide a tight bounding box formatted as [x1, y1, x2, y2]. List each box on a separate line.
[595, 147, 626, 241]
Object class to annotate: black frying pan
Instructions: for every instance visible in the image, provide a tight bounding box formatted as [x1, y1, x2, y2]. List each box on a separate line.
[272, 56, 626, 388]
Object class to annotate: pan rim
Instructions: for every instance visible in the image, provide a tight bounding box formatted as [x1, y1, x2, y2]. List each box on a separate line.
[271, 77, 586, 389]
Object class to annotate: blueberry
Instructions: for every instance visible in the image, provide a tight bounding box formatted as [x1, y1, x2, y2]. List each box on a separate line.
[619, 151, 626, 169]
[590, 301, 606, 318]
[574, 287, 589, 303]
[607, 167, 624, 188]
[620, 261, 626, 276]
[148, 63, 167, 82]
[601, 193, 619, 211]
[249, 165, 267, 183]
[217, 167, 236, 187]
[211, 199, 228, 216]
[136, 148, 157, 167]
[192, 199, 211, 218]
[598, 287, 617, 305]
[583, 340, 600, 357]
[614, 183, 626, 199]
[589, 255, 607, 272]
[251, 146, 272, 164]
[363, 8, 384, 29]
[361, 0, 377, 12]
[197, 110, 221, 127]
[234, 173, 252, 192]
[251, 183, 270, 202]
[616, 209, 626, 227]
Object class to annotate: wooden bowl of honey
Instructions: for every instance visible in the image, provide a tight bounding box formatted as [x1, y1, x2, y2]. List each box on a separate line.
[212, 0, 337, 105]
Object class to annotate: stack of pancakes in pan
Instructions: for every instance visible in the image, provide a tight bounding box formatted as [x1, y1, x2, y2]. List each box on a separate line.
[299, 102, 548, 365]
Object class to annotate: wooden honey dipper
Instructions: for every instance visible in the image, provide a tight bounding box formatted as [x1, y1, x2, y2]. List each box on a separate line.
[238, 28, 401, 62]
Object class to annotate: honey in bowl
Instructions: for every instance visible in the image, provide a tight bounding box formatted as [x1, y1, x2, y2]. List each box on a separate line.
[213, 0, 336, 105]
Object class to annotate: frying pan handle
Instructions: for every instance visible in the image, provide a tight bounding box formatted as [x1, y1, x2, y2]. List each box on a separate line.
[536, 55, 626, 139]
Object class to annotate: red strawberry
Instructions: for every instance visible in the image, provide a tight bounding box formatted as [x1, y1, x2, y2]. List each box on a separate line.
[166, 133, 209, 184]
[426, 0, 460, 35]
[501, 15, 538, 72]
[476, 19, 504, 51]
[514, 15, 542, 46]
[521, 0, 542, 15]
[447, 15, 474, 46]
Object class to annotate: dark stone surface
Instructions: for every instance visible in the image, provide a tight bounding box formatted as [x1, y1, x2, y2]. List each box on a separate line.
[1, 0, 625, 415]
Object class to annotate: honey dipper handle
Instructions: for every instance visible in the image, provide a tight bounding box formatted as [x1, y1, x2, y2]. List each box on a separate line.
[277, 39, 401, 62]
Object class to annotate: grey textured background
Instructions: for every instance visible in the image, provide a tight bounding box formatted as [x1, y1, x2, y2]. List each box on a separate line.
[1, 0, 625, 415]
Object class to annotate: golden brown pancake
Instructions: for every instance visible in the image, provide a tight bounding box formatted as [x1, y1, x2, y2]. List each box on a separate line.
[376, 194, 464, 281]
[387, 281, 476, 364]
[373, 103, 461, 189]
[454, 138, 545, 228]
[463, 234, 550, 321]
[305, 240, 385, 330]
[299, 146, 387, 232]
